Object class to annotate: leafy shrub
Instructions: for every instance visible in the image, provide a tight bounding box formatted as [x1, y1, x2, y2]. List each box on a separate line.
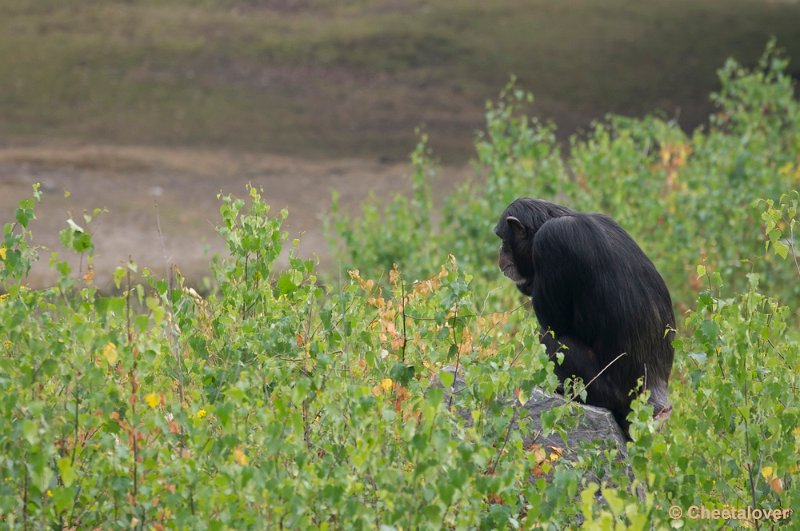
[612, 261, 797, 528]
[0, 186, 579, 529]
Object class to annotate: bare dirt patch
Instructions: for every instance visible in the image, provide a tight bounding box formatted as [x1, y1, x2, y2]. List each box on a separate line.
[0, 145, 467, 289]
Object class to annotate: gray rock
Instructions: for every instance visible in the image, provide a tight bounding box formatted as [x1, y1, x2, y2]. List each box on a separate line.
[519, 387, 627, 455]
[435, 369, 627, 458]
[433, 369, 638, 519]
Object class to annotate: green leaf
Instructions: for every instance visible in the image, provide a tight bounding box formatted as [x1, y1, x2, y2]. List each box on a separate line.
[277, 273, 297, 295]
[389, 363, 415, 385]
[601, 486, 624, 514]
[57, 457, 77, 487]
[439, 370, 455, 388]
[22, 420, 37, 444]
[52, 486, 76, 514]
[113, 267, 126, 289]
[134, 314, 149, 331]
[15, 201, 34, 228]
[773, 240, 789, 259]
[96, 296, 125, 315]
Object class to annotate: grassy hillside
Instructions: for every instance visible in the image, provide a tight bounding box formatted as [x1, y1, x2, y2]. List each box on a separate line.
[1, 0, 799, 161]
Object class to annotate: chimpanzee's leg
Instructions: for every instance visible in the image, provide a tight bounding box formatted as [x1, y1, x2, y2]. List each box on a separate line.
[540, 328, 632, 434]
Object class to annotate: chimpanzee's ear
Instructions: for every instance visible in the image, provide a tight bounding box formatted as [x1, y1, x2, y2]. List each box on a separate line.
[506, 216, 527, 239]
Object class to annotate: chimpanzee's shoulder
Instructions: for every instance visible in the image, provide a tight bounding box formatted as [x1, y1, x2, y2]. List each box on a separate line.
[532, 215, 596, 251]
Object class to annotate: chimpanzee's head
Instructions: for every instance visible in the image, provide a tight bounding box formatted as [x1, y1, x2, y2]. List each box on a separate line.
[494, 198, 573, 296]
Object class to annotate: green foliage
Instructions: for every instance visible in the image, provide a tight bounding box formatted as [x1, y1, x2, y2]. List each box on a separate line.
[0, 184, 587, 529]
[623, 270, 800, 528]
[759, 190, 800, 269]
[0, 183, 41, 283]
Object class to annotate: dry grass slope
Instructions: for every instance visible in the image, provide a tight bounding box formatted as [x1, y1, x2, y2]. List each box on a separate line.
[1, 0, 799, 161]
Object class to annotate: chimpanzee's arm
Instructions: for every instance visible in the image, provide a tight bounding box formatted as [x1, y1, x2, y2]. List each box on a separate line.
[540, 329, 629, 414]
[530, 216, 605, 335]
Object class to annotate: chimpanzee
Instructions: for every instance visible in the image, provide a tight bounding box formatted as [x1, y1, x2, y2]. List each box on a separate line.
[495, 198, 675, 436]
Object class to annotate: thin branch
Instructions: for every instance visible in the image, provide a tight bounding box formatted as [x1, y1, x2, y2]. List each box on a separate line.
[447, 308, 465, 411]
[570, 351, 628, 403]
[126, 266, 139, 515]
[400, 280, 407, 363]
[741, 330, 761, 531]
[788, 224, 800, 279]
[242, 253, 249, 320]
[490, 406, 518, 474]
[70, 387, 80, 465]
[154, 203, 185, 405]
[407, 313, 476, 321]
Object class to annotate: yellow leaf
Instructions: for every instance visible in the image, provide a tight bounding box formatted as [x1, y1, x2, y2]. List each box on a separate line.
[380, 378, 394, 392]
[528, 445, 546, 464]
[389, 266, 400, 285]
[760, 466, 774, 479]
[515, 388, 527, 405]
[145, 393, 160, 409]
[102, 343, 118, 365]
[0, 247, 6, 260]
[233, 447, 248, 465]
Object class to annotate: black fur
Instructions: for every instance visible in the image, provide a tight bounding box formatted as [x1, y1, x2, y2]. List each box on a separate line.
[495, 198, 675, 435]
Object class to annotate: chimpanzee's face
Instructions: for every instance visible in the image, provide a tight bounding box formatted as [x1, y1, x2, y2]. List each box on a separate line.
[495, 217, 535, 296]
[497, 238, 523, 283]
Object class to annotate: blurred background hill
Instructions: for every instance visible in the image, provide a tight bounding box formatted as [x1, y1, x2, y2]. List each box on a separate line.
[1, 0, 799, 285]
[3, 0, 800, 161]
